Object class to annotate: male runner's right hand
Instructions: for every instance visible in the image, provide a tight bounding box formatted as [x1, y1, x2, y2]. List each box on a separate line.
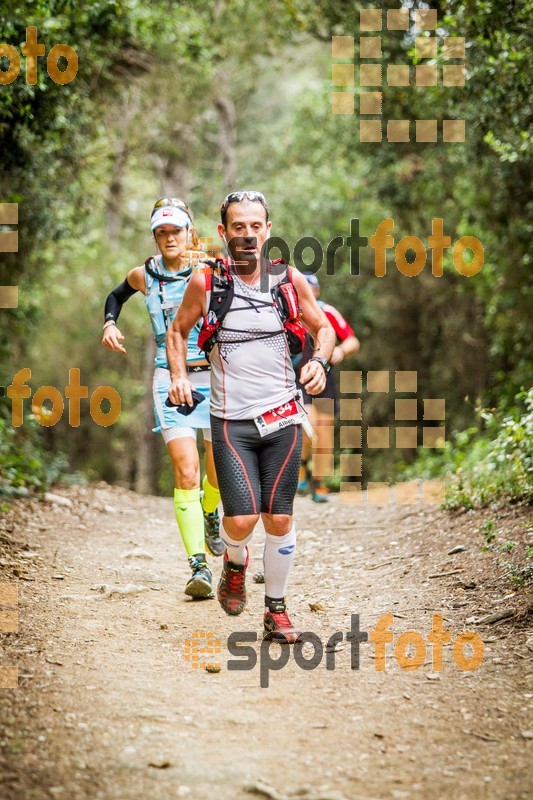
[102, 324, 126, 355]
[168, 377, 195, 407]
[299, 359, 327, 396]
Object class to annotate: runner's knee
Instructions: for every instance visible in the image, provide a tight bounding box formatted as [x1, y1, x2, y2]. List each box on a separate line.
[261, 513, 293, 535]
[223, 515, 259, 539]
[173, 462, 200, 490]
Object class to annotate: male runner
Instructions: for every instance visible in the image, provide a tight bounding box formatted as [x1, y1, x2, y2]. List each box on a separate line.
[166, 191, 335, 641]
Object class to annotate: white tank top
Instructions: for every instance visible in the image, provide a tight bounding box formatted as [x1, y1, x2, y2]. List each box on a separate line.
[207, 268, 296, 420]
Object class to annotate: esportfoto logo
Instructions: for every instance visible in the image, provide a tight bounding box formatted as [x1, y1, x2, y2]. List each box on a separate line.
[184, 613, 484, 688]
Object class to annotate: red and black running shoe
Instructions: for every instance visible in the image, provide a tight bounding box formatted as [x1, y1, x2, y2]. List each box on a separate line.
[263, 600, 302, 643]
[217, 549, 249, 616]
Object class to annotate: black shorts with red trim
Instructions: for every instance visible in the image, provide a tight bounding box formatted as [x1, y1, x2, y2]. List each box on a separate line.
[210, 415, 302, 516]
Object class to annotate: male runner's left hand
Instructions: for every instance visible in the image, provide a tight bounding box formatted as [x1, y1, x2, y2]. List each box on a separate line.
[168, 377, 194, 407]
[300, 360, 327, 396]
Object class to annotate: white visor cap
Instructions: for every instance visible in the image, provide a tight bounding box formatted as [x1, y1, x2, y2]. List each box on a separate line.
[151, 206, 191, 231]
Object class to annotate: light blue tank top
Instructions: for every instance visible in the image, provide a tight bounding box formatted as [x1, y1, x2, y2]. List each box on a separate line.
[144, 255, 203, 368]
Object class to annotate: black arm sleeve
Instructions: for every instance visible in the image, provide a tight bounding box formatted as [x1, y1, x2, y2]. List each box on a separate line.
[104, 278, 138, 324]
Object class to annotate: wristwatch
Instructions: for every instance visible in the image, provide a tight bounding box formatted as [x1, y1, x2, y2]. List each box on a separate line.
[309, 356, 330, 374]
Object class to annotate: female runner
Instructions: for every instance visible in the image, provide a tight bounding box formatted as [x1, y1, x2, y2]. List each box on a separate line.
[102, 198, 224, 598]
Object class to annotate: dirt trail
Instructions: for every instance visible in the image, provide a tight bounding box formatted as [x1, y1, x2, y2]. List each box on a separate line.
[1, 484, 532, 800]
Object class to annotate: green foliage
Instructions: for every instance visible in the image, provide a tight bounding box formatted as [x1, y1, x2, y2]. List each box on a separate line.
[401, 390, 533, 509]
[0, 0, 166, 365]
[446, 389, 533, 508]
[503, 529, 533, 588]
[291, 0, 533, 405]
[478, 524, 527, 585]
[0, 415, 69, 496]
[481, 519, 496, 544]
[1, 0, 531, 493]
[475, 519, 532, 588]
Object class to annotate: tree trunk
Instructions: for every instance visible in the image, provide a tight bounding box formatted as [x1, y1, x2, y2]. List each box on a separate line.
[105, 92, 141, 245]
[160, 152, 193, 198]
[214, 89, 237, 189]
[159, 125, 194, 198]
[106, 144, 128, 246]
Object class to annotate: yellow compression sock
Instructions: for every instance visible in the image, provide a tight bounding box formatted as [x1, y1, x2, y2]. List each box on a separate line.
[174, 488, 205, 557]
[201, 475, 221, 515]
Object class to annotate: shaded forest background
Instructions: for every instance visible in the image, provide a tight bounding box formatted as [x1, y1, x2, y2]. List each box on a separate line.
[0, 0, 531, 500]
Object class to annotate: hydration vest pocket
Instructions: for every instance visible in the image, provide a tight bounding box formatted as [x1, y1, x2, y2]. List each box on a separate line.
[274, 279, 308, 356]
[197, 311, 219, 358]
[284, 318, 307, 356]
[276, 281, 300, 321]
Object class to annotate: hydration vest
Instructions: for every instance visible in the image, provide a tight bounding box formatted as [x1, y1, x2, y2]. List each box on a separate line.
[197, 259, 308, 361]
[143, 255, 202, 367]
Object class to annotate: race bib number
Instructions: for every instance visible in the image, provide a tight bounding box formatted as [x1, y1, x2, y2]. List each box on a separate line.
[254, 398, 309, 438]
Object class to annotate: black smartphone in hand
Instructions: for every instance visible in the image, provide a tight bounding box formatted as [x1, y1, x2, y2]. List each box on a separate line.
[165, 389, 206, 416]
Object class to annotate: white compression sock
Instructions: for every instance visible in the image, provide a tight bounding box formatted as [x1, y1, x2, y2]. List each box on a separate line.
[263, 525, 296, 601]
[220, 520, 253, 565]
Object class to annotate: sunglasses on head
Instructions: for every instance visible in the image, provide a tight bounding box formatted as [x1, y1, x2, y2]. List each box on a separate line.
[151, 197, 193, 220]
[220, 190, 269, 218]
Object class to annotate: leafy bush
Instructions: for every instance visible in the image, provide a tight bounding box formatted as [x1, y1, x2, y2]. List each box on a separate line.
[0, 416, 69, 497]
[397, 389, 533, 509]
[446, 389, 533, 508]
